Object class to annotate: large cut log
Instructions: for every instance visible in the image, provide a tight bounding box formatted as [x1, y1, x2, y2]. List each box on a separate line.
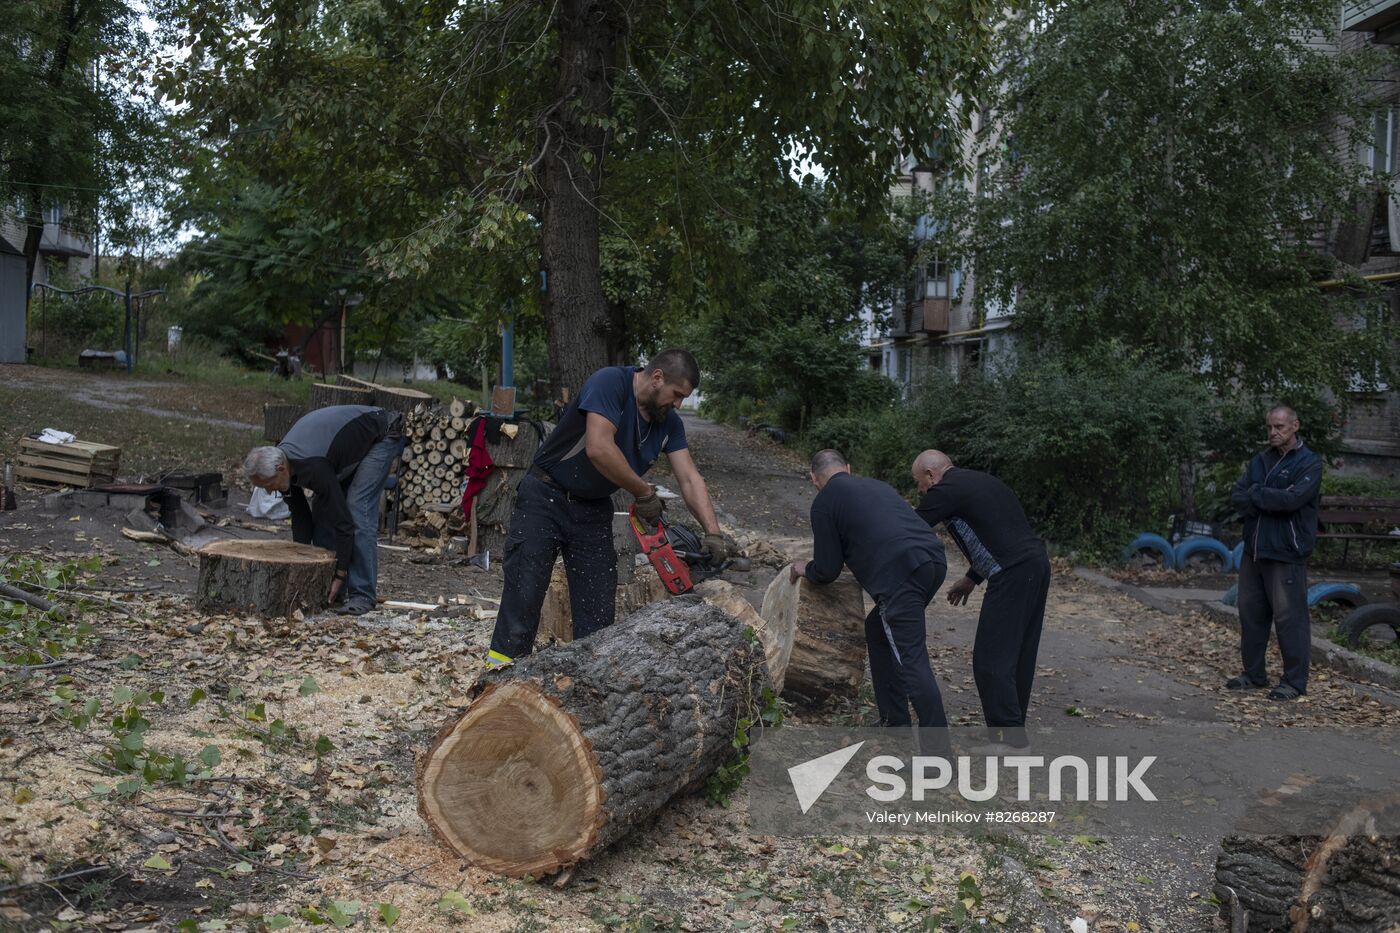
[308, 383, 373, 411]
[263, 403, 303, 442]
[417, 598, 768, 878]
[1213, 799, 1400, 932]
[195, 540, 335, 617]
[335, 374, 381, 391]
[694, 579, 793, 694]
[373, 385, 435, 414]
[760, 565, 865, 704]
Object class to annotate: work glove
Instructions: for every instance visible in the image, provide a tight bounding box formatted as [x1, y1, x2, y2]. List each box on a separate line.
[703, 533, 730, 566]
[633, 488, 665, 528]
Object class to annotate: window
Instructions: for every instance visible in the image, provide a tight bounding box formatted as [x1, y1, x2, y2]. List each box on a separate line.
[45, 204, 63, 225]
[1367, 107, 1396, 175]
[926, 258, 949, 298]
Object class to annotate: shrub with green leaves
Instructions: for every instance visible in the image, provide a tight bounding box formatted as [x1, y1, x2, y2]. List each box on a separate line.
[811, 351, 1212, 556]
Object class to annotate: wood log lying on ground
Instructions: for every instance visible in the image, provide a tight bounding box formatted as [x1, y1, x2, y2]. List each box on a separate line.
[1214, 798, 1400, 932]
[417, 597, 769, 877]
[760, 565, 865, 704]
[373, 385, 434, 413]
[308, 383, 373, 411]
[263, 403, 303, 442]
[195, 540, 335, 617]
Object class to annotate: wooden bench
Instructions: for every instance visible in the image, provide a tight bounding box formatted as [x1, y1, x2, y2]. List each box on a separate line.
[1317, 496, 1400, 563]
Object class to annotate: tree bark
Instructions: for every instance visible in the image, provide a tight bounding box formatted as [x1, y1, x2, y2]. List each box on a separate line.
[195, 540, 336, 617]
[308, 383, 374, 410]
[1214, 800, 1400, 932]
[760, 565, 866, 704]
[694, 579, 793, 694]
[417, 597, 769, 878]
[540, 0, 623, 398]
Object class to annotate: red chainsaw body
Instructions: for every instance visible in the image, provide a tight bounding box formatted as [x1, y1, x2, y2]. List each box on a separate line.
[629, 506, 693, 595]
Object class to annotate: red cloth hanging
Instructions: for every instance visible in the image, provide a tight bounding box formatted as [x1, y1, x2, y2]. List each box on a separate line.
[460, 418, 495, 520]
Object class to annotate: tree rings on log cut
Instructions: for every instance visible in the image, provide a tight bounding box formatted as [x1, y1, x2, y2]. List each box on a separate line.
[195, 539, 335, 617]
[417, 598, 769, 878]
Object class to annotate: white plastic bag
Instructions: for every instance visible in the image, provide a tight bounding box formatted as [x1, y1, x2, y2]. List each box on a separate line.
[247, 487, 291, 520]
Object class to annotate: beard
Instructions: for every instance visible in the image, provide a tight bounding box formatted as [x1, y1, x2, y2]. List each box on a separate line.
[640, 389, 668, 422]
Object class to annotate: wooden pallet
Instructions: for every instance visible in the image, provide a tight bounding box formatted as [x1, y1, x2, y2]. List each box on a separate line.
[16, 438, 121, 488]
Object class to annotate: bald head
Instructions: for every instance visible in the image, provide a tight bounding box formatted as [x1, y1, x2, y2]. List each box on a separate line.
[809, 449, 851, 490]
[912, 450, 954, 494]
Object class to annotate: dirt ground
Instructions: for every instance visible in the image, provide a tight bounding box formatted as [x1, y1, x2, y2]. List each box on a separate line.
[1, 365, 1397, 933]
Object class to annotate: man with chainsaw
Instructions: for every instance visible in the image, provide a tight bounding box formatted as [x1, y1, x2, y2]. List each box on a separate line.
[790, 450, 950, 730]
[485, 349, 729, 667]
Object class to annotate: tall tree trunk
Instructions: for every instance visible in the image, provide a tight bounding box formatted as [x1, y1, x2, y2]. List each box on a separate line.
[1178, 459, 1197, 519]
[540, 0, 621, 399]
[22, 0, 85, 299]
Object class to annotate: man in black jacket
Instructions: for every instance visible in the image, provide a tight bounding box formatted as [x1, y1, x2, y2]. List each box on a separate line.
[791, 450, 949, 729]
[1228, 405, 1323, 701]
[243, 405, 403, 615]
[912, 450, 1049, 749]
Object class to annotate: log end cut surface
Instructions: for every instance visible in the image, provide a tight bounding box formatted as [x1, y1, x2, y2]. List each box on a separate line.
[197, 540, 337, 563]
[418, 683, 604, 878]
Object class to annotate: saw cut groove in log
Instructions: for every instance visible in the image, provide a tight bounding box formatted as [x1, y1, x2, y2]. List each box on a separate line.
[195, 540, 335, 617]
[760, 565, 864, 703]
[418, 598, 769, 878]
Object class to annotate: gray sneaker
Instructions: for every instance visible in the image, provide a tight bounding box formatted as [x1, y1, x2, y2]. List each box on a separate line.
[333, 597, 375, 616]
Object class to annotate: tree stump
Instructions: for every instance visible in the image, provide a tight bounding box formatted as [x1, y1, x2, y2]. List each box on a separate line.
[308, 383, 373, 410]
[373, 385, 435, 414]
[1214, 799, 1400, 932]
[262, 403, 303, 442]
[485, 421, 549, 468]
[417, 598, 769, 877]
[760, 564, 865, 704]
[695, 579, 794, 694]
[195, 540, 335, 617]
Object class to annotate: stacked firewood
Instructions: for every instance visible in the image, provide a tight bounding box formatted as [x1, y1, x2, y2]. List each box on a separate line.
[400, 399, 477, 514]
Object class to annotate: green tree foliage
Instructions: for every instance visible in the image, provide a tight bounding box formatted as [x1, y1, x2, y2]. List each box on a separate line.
[151, 0, 999, 391]
[690, 179, 906, 430]
[0, 0, 169, 291]
[934, 0, 1397, 408]
[808, 351, 1212, 554]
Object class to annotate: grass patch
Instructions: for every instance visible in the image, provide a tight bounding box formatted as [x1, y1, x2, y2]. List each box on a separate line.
[0, 378, 261, 478]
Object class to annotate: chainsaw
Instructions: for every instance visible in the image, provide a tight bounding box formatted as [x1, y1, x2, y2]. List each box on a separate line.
[628, 507, 751, 595]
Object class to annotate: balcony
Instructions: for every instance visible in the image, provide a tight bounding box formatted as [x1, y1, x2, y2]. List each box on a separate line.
[1344, 0, 1400, 34]
[39, 221, 90, 258]
[914, 297, 949, 335]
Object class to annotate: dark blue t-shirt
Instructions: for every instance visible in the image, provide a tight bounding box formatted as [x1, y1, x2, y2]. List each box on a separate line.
[534, 366, 688, 499]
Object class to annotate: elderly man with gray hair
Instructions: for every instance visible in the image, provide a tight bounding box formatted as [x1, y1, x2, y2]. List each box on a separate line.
[243, 405, 403, 615]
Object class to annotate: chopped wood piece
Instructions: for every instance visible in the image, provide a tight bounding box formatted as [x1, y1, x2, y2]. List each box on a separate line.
[195, 540, 335, 617]
[759, 565, 865, 703]
[417, 598, 768, 877]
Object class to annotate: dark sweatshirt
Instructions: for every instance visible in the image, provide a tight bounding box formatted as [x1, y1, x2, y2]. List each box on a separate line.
[278, 405, 393, 569]
[804, 472, 946, 603]
[915, 468, 1045, 584]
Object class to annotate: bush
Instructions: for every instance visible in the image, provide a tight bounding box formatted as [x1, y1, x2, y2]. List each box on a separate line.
[811, 351, 1213, 557]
